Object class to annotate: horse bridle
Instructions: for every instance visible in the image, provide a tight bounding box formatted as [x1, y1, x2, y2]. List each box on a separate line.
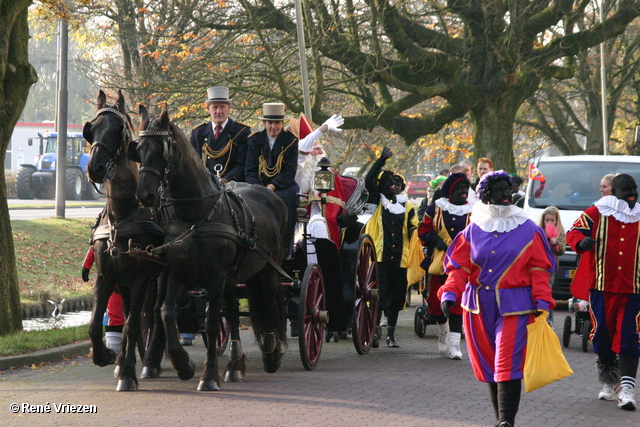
[88, 107, 134, 178]
[137, 117, 175, 180]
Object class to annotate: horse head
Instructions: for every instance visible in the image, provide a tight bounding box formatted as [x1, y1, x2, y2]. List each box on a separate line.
[84, 89, 134, 184]
[136, 104, 174, 208]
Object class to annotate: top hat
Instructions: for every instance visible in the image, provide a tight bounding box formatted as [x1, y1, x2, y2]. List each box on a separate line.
[260, 103, 287, 121]
[205, 86, 232, 104]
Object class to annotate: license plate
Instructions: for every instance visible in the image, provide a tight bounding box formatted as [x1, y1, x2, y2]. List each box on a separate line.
[564, 269, 576, 279]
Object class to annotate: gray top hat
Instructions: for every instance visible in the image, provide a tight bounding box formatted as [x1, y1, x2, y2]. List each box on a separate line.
[205, 86, 231, 104]
[260, 102, 287, 121]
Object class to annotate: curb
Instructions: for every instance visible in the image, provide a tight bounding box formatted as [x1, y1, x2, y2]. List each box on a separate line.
[0, 340, 91, 371]
[8, 202, 105, 210]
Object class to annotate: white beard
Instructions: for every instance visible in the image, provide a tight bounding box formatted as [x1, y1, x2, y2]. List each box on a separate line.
[299, 154, 323, 194]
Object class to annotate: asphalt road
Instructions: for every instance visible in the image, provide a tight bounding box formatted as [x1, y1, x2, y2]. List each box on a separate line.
[1, 303, 637, 427]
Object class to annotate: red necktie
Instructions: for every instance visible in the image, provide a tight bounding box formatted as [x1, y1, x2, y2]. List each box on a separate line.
[214, 124, 221, 139]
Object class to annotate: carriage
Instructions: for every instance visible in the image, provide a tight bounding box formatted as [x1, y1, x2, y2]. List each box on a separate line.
[85, 93, 379, 390]
[191, 173, 379, 370]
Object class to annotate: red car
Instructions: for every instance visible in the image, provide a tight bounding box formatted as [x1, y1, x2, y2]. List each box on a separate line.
[406, 174, 434, 197]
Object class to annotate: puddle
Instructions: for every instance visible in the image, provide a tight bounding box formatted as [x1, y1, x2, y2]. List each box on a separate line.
[22, 311, 93, 331]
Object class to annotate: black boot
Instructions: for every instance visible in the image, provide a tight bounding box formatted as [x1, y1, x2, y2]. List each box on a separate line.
[497, 379, 521, 426]
[488, 382, 499, 423]
[372, 325, 381, 348]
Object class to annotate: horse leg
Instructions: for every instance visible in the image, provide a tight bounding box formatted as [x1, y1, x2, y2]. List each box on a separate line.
[141, 270, 166, 379]
[89, 275, 116, 367]
[247, 268, 287, 374]
[115, 277, 147, 391]
[198, 278, 224, 391]
[162, 273, 195, 381]
[223, 286, 245, 382]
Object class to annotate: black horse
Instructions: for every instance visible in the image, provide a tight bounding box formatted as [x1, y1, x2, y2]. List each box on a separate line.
[83, 90, 166, 391]
[134, 105, 288, 391]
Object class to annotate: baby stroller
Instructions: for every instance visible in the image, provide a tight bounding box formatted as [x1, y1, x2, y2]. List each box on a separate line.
[562, 297, 591, 352]
[413, 275, 438, 337]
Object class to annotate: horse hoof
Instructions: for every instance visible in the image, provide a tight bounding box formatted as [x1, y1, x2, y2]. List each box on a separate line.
[140, 366, 161, 379]
[262, 354, 282, 374]
[197, 379, 221, 391]
[116, 378, 138, 392]
[177, 358, 196, 381]
[224, 370, 244, 383]
[91, 348, 116, 367]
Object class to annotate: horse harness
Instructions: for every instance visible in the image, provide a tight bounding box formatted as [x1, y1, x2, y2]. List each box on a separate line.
[88, 106, 136, 195]
[88, 107, 166, 258]
[134, 122, 293, 280]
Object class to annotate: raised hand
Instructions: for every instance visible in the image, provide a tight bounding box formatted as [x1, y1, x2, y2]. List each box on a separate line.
[381, 146, 393, 160]
[323, 114, 344, 132]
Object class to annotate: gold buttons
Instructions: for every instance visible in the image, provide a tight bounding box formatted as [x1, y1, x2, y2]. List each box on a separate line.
[621, 238, 625, 242]
[622, 225, 626, 229]
[494, 234, 498, 237]
[485, 286, 490, 290]
[619, 252, 623, 256]
[489, 269, 493, 272]
[618, 266, 622, 270]
[491, 250, 496, 254]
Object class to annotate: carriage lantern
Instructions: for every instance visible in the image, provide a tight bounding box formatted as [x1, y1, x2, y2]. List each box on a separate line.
[314, 157, 335, 193]
[314, 157, 335, 217]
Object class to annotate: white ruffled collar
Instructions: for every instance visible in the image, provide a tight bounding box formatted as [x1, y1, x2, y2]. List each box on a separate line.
[435, 197, 473, 215]
[470, 202, 530, 232]
[380, 194, 408, 214]
[594, 195, 640, 223]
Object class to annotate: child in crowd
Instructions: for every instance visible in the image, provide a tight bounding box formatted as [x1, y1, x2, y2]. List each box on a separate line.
[537, 206, 566, 326]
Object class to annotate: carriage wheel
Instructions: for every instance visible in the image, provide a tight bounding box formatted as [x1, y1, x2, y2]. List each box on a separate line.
[298, 264, 327, 370]
[352, 234, 379, 355]
[201, 314, 230, 357]
[562, 316, 572, 348]
[216, 315, 230, 356]
[581, 319, 591, 353]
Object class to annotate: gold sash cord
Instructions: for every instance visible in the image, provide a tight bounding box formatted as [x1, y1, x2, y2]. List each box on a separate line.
[258, 140, 297, 178]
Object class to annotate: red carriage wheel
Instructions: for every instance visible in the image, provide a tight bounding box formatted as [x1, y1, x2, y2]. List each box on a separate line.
[298, 263, 327, 370]
[216, 315, 230, 356]
[201, 313, 230, 357]
[352, 234, 379, 355]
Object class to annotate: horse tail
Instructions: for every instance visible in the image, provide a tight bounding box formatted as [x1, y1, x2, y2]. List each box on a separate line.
[245, 266, 287, 347]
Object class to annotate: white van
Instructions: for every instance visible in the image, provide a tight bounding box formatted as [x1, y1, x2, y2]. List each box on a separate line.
[523, 155, 640, 300]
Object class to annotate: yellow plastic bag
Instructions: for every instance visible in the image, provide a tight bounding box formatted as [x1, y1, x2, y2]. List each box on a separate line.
[524, 311, 574, 393]
[406, 229, 425, 286]
[428, 249, 446, 275]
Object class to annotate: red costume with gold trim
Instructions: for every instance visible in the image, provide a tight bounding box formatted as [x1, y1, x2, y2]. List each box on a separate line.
[567, 205, 640, 295]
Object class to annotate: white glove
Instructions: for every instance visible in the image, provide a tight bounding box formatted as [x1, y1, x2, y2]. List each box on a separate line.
[323, 114, 344, 133]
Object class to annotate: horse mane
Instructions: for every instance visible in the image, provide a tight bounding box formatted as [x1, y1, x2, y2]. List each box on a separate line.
[167, 121, 208, 177]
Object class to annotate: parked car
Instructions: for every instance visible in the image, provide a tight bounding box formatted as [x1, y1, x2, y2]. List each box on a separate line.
[523, 155, 640, 300]
[406, 174, 434, 197]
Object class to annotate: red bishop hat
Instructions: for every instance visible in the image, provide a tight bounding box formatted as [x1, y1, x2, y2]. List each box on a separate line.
[289, 113, 315, 139]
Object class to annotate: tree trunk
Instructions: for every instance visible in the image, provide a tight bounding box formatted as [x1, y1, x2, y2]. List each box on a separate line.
[0, 1, 38, 335]
[470, 98, 519, 173]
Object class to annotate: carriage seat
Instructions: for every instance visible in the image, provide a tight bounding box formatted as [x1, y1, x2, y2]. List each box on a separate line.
[340, 176, 368, 214]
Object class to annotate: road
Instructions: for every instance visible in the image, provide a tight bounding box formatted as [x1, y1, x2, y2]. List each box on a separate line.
[1, 304, 637, 427]
[7, 198, 104, 220]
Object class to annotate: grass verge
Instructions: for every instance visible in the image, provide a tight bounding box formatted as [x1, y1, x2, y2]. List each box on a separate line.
[13, 217, 94, 303]
[0, 325, 88, 357]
